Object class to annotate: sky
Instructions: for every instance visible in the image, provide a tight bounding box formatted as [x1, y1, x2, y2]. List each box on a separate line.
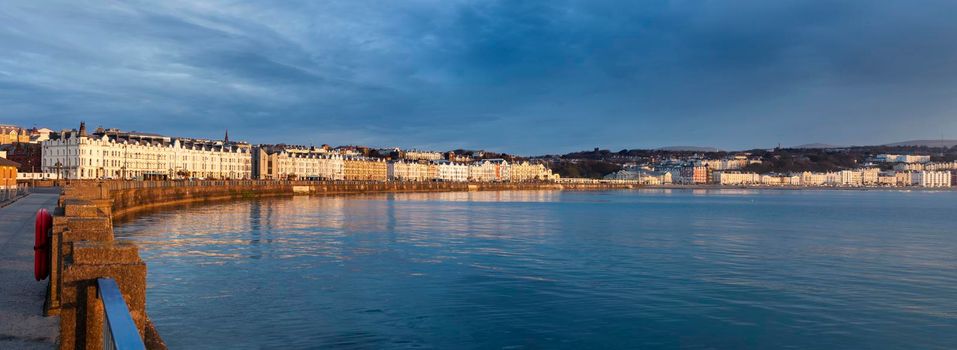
[1, 1, 956, 155]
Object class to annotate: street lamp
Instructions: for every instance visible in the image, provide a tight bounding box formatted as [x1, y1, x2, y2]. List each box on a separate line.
[54, 160, 62, 185]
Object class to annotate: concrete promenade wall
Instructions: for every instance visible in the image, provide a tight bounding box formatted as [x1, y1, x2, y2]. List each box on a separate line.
[50, 180, 635, 349]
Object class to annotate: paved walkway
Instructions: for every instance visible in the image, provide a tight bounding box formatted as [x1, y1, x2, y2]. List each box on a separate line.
[0, 192, 59, 349]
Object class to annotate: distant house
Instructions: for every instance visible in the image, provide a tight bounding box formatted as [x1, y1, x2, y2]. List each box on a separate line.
[0, 143, 42, 173]
[874, 154, 931, 164]
[0, 157, 20, 190]
[469, 159, 509, 182]
[0, 125, 30, 144]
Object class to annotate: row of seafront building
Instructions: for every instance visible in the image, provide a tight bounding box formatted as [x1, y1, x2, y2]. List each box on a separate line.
[32, 123, 557, 182]
[607, 156, 956, 188]
[254, 145, 555, 182]
[711, 168, 953, 187]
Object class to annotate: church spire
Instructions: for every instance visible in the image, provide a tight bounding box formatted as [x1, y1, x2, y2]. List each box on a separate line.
[224, 128, 229, 143]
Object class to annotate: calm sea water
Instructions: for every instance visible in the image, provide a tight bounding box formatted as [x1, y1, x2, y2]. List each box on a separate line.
[113, 189, 957, 349]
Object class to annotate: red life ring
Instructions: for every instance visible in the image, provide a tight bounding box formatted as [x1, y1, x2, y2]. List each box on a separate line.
[34, 208, 52, 281]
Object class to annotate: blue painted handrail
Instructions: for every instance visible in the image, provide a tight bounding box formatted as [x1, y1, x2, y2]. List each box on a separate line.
[97, 278, 146, 350]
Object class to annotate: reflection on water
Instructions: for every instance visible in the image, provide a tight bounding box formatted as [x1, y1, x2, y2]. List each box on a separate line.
[114, 189, 957, 349]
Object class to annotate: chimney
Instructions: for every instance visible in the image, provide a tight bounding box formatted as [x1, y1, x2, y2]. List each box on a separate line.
[79, 121, 87, 137]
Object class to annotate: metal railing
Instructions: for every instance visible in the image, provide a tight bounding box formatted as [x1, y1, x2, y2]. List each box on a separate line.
[62, 178, 640, 192]
[556, 177, 641, 184]
[73, 179, 556, 191]
[89, 179, 394, 191]
[97, 278, 146, 350]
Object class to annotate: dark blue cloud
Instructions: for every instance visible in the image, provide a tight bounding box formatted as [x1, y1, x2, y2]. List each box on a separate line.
[1, 0, 956, 154]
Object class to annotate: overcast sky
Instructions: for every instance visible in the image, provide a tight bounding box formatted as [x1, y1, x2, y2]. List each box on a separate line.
[1, 1, 956, 154]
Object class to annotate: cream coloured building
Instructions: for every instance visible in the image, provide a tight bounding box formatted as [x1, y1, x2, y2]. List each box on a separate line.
[254, 145, 343, 180]
[42, 124, 251, 180]
[469, 159, 509, 182]
[30, 128, 53, 143]
[388, 161, 431, 181]
[714, 172, 762, 185]
[825, 170, 862, 186]
[697, 157, 760, 171]
[643, 171, 670, 185]
[509, 161, 553, 182]
[894, 163, 924, 171]
[861, 168, 880, 186]
[638, 173, 662, 185]
[896, 172, 915, 186]
[877, 174, 897, 186]
[0, 125, 30, 144]
[761, 174, 800, 186]
[799, 172, 827, 186]
[343, 157, 387, 181]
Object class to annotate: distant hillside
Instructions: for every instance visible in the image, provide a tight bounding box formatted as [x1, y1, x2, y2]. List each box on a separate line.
[791, 143, 844, 149]
[656, 146, 721, 152]
[883, 140, 957, 148]
[548, 160, 622, 179]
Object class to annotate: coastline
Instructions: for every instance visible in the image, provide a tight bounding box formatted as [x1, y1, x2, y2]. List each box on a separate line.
[639, 184, 957, 191]
[104, 181, 957, 225]
[113, 186, 957, 349]
[51, 180, 955, 348]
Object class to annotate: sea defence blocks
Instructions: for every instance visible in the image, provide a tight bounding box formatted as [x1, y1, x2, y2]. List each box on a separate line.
[47, 183, 165, 350]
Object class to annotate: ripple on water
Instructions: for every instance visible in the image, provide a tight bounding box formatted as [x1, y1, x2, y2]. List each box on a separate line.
[113, 190, 957, 349]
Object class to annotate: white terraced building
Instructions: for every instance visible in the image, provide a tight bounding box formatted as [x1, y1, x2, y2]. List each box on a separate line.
[433, 160, 469, 182]
[875, 154, 932, 163]
[284, 153, 344, 180]
[41, 123, 252, 180]
[913, 171, 951, 187]
[925, 161, 957, 171]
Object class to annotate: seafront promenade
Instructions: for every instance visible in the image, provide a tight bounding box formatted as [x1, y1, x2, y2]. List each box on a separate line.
[0, 190, 59, 349]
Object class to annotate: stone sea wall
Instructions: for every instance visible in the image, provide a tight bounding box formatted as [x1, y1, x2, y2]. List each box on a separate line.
[95, 180, 635, 220]
[48, 184, 166, 349]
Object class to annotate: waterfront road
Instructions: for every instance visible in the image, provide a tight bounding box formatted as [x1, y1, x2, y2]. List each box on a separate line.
[0, 190, 60, 349]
